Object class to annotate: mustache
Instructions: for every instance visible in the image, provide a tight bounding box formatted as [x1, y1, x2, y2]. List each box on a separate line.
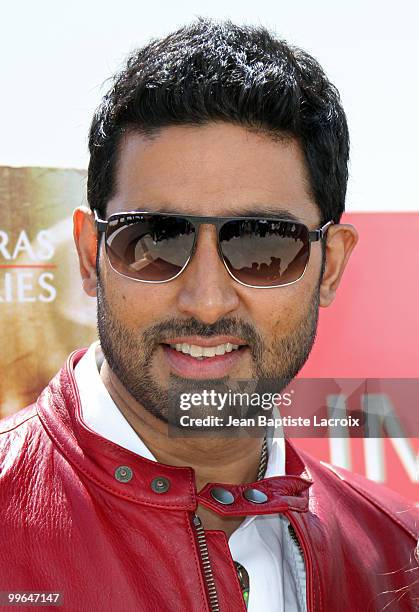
[142, 317, 262, 352]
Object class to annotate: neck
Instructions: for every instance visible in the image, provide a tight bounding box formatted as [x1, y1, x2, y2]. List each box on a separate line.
[100, 359, 264, 491]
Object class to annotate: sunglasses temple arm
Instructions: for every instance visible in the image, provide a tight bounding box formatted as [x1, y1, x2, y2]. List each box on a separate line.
[308, 220, 334, 242]
[93, 209, 108, 233]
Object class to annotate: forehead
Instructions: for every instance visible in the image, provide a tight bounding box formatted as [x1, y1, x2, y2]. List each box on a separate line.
[107, 123, 320, 225]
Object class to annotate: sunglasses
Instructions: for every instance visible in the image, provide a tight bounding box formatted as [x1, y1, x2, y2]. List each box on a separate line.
[94, 210, 333, 289]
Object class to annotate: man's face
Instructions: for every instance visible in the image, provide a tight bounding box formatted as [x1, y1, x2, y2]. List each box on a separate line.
[92, 123, 326, 424]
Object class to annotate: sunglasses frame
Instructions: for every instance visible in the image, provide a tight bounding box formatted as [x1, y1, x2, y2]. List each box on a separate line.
[94, 209, 334, 289]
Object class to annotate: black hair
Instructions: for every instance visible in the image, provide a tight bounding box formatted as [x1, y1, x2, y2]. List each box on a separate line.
[88, 17, 349, 271]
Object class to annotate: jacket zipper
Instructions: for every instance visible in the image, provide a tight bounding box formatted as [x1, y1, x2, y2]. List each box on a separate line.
[286, 516, 314, 612]
[193, 514, 221, 612]
[287, 523, 308, 611]
[288, 523, 305, 555]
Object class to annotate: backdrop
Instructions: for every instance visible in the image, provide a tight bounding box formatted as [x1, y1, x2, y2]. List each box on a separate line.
[0, 166, 417, 503]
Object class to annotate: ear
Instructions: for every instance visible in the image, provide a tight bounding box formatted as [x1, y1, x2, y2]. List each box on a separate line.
[73, 206, 98, 297]
[319, 223, 359, 307]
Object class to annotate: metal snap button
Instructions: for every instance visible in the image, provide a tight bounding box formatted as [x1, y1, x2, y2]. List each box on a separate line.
[210, 487, 235, 505]
[151, 477, 170, 494]
[114, 465, 133, 483]
[243, 488, 268, 504]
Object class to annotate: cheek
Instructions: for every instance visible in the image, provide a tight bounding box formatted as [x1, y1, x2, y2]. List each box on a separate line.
[248, 270, 318, 340]
[104, 271, 176, 330]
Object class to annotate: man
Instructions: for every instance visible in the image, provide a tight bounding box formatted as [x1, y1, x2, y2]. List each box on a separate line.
[0, 18, 417, 612]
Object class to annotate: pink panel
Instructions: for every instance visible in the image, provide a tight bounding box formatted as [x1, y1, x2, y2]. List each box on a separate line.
[293, 212, 419, 502]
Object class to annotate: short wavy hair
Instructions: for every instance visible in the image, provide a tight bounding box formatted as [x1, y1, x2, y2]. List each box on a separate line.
[88, 17, 349, 238]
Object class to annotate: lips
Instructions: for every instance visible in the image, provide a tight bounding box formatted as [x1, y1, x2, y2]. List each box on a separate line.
[161, 338, 249, 379]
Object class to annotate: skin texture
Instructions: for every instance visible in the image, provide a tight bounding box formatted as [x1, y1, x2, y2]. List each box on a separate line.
[73, 122, 358, 536]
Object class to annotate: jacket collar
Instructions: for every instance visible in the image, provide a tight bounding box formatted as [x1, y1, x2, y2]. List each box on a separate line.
[36, 349, 313, 514]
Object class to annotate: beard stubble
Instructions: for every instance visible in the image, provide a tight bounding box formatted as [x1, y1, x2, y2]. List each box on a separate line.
[96, 273, 321, 428]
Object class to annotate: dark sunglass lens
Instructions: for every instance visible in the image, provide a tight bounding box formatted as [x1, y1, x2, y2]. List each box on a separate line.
[105, 215, 195, 281]
[219, 219, 309, 287]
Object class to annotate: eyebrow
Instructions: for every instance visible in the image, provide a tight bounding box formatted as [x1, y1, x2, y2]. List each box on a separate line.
[131, 205, 303, 223]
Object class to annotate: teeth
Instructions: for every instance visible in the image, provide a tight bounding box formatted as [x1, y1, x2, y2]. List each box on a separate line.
[169, 342, 241, 358]
[202, 347, 216, 357]
[190, 345, 203, 358]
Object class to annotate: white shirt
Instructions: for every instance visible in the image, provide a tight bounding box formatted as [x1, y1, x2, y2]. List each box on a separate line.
[75, 341, 306, 611]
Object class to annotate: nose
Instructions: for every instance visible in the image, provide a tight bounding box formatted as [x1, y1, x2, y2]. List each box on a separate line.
[176, 224, 240, 324]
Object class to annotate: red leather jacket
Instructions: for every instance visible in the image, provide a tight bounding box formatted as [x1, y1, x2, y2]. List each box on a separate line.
[0, 349, 417, 611]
